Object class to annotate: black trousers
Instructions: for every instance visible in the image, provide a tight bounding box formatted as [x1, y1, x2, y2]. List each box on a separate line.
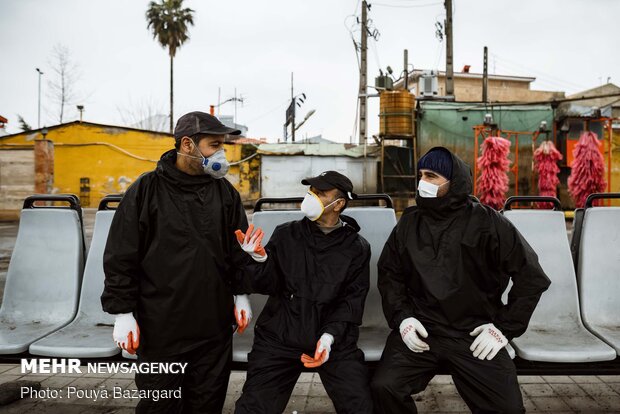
[135, 333, 232, 414]
[235, 346, 373, 414]
[371, 330, 524, 414]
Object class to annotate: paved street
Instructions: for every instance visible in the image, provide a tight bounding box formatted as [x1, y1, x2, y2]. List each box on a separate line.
[0, 366, 619, 413]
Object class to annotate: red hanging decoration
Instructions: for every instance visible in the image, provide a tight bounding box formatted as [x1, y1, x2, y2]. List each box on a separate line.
[534, 140, 562, 208]
[568, 131, 606, 208]
[477, 136, 511, 210]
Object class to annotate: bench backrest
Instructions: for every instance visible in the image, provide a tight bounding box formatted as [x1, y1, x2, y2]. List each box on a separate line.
[250, 206, 396, 329]
[578, 206, 620, 328]
[504, 210, 583, 328]
[342, 207, 396, 327]
[1, 208, 84, 322]
[78, 210, 116, 323]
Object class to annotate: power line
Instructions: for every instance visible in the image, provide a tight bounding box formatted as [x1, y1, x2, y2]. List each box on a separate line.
[493, 61, 584, 93]
[370, 35, 382, 69]
[353, 0, 361, 14]
[244, 98, 290, 124]
[491, 53, 589, 91]
[380, 0, 442, 2]
[433, 36, 444, 69]
[372, 2, 443, 8]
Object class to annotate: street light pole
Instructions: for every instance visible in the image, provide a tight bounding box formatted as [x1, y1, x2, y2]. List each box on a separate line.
[291, 72, 295, 143]
[36, 68, 44, 129]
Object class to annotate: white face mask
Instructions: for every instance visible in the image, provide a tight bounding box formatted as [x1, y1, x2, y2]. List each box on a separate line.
[417, 179, 449, 198]
[177, 142, 230, 179]
[300, 191, 342, 221]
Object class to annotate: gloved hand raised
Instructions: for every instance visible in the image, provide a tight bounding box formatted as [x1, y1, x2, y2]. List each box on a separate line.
[234, 294, 253, 334]
[234, 224, 267, 262]
[301, 333, 334, 368]
[469, 323, 507, 360]
[400, 317, 430, 353]
[113, 313, 140, 355]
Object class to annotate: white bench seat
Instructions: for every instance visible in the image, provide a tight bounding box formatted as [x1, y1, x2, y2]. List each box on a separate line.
[504, 209, 615, 362]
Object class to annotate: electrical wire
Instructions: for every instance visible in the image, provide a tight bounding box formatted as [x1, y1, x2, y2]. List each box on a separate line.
[493, 61, 581, 93]
[434, 39, 444, 69]
[229, 152, 259, 166]
[370, 36, 382, 70]
[0, 141, 261, 165]
[372, 2, 443, 8]
[244, 98, 290, 124]
[50, 142, 160, 162]
[491, 53, 589, 91]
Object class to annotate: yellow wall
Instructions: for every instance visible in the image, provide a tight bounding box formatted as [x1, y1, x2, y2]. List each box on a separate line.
[0, 122, 259, 207]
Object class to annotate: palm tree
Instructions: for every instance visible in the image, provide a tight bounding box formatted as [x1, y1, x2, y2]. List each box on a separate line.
[146, 0, 195, 133]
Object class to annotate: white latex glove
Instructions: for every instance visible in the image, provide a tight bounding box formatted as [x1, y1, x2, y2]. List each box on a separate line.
[469, 323, 508, 360]
[233, 295, 253, 334]
[113, 313, 140, 355]
[301, 333, 334, 368]
[399, 317, 430, 353]
[234, 224, 267, 263]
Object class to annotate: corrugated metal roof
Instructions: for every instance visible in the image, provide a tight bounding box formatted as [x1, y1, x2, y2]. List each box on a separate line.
[257, 143, 379, 158]
[0, 120, 172, 140]
[420, 101, 552, 112]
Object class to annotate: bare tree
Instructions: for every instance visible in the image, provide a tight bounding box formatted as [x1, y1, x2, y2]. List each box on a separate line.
[47, 44, 81, 124]
[17, 115, 33, 131]
[117, 98, 169, 133]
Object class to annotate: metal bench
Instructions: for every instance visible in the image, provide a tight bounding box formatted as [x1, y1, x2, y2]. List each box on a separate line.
[0, 195, 85, 354]
[232, 195, 396, 363]
[577, 193, 620, 355]
[29, 195, 123, 358]
[501, 196, 616, 363]
[2, 192, 619, 375]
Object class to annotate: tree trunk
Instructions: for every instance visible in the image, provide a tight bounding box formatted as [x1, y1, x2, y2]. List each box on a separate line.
[60, 67, 65, 123]
[170, 54, 174, 134]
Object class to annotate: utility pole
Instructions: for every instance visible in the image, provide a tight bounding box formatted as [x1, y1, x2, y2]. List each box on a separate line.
[483, 46, 488, 103]
[404, 49, 409, 90]
[77, 105, 84, 122]
[291, 72, 295, 143]
[217, 87, 221, 116]
[36, 68, 44, 129]
[444, 0, 454, 97]
[358, 0, 368, 145]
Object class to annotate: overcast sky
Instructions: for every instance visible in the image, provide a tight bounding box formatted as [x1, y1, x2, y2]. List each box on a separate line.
[1, 0, 619, 141]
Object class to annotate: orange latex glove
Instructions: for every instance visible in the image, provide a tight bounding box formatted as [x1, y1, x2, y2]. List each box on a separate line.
[113, 313, 140, 355]
[233, 294, 253, 334]
[300, 333, 334, 368]
[234, 224, 267, 262]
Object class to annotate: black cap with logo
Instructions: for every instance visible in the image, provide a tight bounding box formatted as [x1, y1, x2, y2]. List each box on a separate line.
[301, 171, 357, 200]
[174, 111, 241, 142]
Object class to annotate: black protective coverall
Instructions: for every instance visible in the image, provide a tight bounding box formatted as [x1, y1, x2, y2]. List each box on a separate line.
[371, 148, 551, 413]
[235, 216, 373, 414]
[101, 149, 250, 413]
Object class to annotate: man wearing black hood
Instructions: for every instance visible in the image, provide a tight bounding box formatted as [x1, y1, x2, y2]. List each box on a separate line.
[371, 147, 551, 413]
[101, 111, 253, 413]
[234, 171, 373, 414]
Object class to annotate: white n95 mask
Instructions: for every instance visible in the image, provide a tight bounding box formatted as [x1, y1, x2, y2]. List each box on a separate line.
[417, 179, 449, 198]
[300, 191, 341, 221]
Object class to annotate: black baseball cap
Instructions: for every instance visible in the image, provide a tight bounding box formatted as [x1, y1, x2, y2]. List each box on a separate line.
[174, 111, 241, 141]
[301, 171, 357, 200]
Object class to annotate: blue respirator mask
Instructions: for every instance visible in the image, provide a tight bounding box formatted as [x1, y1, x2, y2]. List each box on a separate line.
[177, 142, 230, 179]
